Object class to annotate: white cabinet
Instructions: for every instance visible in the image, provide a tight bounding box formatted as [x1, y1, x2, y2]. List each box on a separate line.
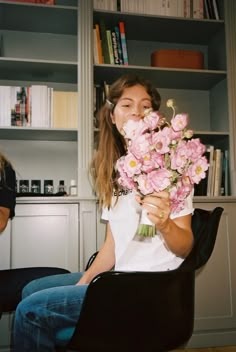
[0, 203, 79, 272]
[0, 202, 80, 352]
[187, 201, 236, 347]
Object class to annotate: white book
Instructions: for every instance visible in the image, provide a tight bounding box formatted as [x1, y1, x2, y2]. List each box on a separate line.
[184, 0, 191, 17]
[31, 85, 49, 128]
[206, 145, 214, 197]
[193, 0, 204, 19]
[166, 0, 178, 17]
[213, 149, 223, 196]
[212, 0, 220, 20]
[93, 28, 99, 65]
[223, 150, 229, 196]
[177, 0, 184, 17]
[0, 86, 11, 126]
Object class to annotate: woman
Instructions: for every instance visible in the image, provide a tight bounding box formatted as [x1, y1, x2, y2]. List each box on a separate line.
[13, 74, 194, 351]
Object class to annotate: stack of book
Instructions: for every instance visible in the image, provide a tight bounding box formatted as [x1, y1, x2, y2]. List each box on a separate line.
[0, 85, 78, 129]
[195, 145, 229, 197]
[93, 20, 128, 66]
[93, 0, 220, 20]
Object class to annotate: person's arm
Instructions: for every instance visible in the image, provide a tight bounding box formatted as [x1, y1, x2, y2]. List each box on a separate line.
[0, 206, 10, 233]
[76, 222, 115, 285]
[139, 191, 194, 258]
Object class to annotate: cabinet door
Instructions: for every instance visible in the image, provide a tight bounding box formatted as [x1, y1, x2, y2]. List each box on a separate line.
[11, 203, 79, 272]
[187, 202, 236, 347]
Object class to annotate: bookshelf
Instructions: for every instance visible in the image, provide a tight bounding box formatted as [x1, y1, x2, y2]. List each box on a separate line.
[93, 2, 233, 198]
[0, 0, 79, 192]
[91, 1, 236, 348]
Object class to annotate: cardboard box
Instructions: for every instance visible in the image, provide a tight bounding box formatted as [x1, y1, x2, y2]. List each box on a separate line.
[151, 49, 204, 69]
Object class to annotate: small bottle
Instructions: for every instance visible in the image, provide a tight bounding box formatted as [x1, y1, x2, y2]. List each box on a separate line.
[31, 180, 41, 194]
[69, 179, 77, 196]
[58, 180, 66, 193]
[19, 180, 29, 193]
[44, 180, 54, 194]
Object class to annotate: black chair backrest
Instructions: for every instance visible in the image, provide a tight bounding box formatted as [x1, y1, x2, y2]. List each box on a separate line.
[179, 207, 224, 271]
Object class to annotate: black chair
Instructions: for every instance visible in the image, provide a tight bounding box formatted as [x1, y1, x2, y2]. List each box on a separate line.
[0, 266, 70, 319]
[55, 207, 223, 352]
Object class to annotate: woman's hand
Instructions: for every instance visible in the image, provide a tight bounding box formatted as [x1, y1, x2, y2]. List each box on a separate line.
[136, 191, 171, 231]
[136, 191, 193, 257]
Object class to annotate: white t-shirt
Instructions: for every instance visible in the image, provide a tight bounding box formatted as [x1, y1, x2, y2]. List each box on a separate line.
[102, 190, 194, 272]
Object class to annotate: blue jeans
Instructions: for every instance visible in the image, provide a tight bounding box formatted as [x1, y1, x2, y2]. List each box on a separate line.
[13, 272, 88, 352]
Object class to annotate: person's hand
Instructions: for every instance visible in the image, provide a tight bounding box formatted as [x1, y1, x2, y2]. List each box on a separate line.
[136, 191, 171, 230]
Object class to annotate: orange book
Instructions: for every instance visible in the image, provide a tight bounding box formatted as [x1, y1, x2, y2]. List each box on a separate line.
[95, 24, 103, 64]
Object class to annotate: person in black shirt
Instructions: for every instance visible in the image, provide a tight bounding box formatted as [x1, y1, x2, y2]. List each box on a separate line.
[0, 152, 70, 320]
[0, 152, 16, 232]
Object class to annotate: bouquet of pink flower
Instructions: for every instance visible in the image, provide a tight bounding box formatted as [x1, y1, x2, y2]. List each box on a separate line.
[115, 99, 209, 237]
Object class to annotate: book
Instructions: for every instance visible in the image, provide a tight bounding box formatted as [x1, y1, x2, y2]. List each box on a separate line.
[203, 0, 210, 18]
[205, 0, 216, 19]
[99, 19, 110, 64]
[193, 0, 204, 19]
[213, 148, 223, 196]
[212, 0, 220, 20]
[93, 28, 99, 64]
[222, 150, 229, 196]
[111, 29, 120, 65]
[95, 24, 103, 64]
[106, 30, 115, 65]
[118, 21, 129, 65]
[206, 145, 214, 196]
[52, 91, 78, 129]
[114, 25, 124, 65]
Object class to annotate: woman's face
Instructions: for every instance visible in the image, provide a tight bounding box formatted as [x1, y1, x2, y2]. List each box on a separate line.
[111, 84, 152, 132]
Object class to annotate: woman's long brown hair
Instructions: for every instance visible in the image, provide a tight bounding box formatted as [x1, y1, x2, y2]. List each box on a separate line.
[91, 74, 161, 208]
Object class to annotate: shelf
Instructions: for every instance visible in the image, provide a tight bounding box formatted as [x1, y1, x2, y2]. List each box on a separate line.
[0, 127, 77, 141]
[94, 10, 224, 44]
[94, 64, 226, 90]
[0, 1, 77, 35]
[0, 57, 77, 83]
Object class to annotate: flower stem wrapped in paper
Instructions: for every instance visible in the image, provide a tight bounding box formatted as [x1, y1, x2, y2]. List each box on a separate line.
[115, 99, 209, 237]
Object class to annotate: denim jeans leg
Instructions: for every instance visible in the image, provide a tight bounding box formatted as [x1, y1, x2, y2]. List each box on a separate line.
[13, 283, 88, 352]
[22, 272, 83, 299]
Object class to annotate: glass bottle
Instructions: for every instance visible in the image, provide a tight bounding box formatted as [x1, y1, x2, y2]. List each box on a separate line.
[58, 180, 66, 193]
[69, 179, 77, 196]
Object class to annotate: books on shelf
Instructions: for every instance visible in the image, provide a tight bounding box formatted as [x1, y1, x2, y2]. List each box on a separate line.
[204, 0, 220, 19]
[195, 145, 229, 197]
[94, 20, 128, 66]
[93, 0, 117, 11]
[0, 85, 77, 129]
[96, 0, 221, 20]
